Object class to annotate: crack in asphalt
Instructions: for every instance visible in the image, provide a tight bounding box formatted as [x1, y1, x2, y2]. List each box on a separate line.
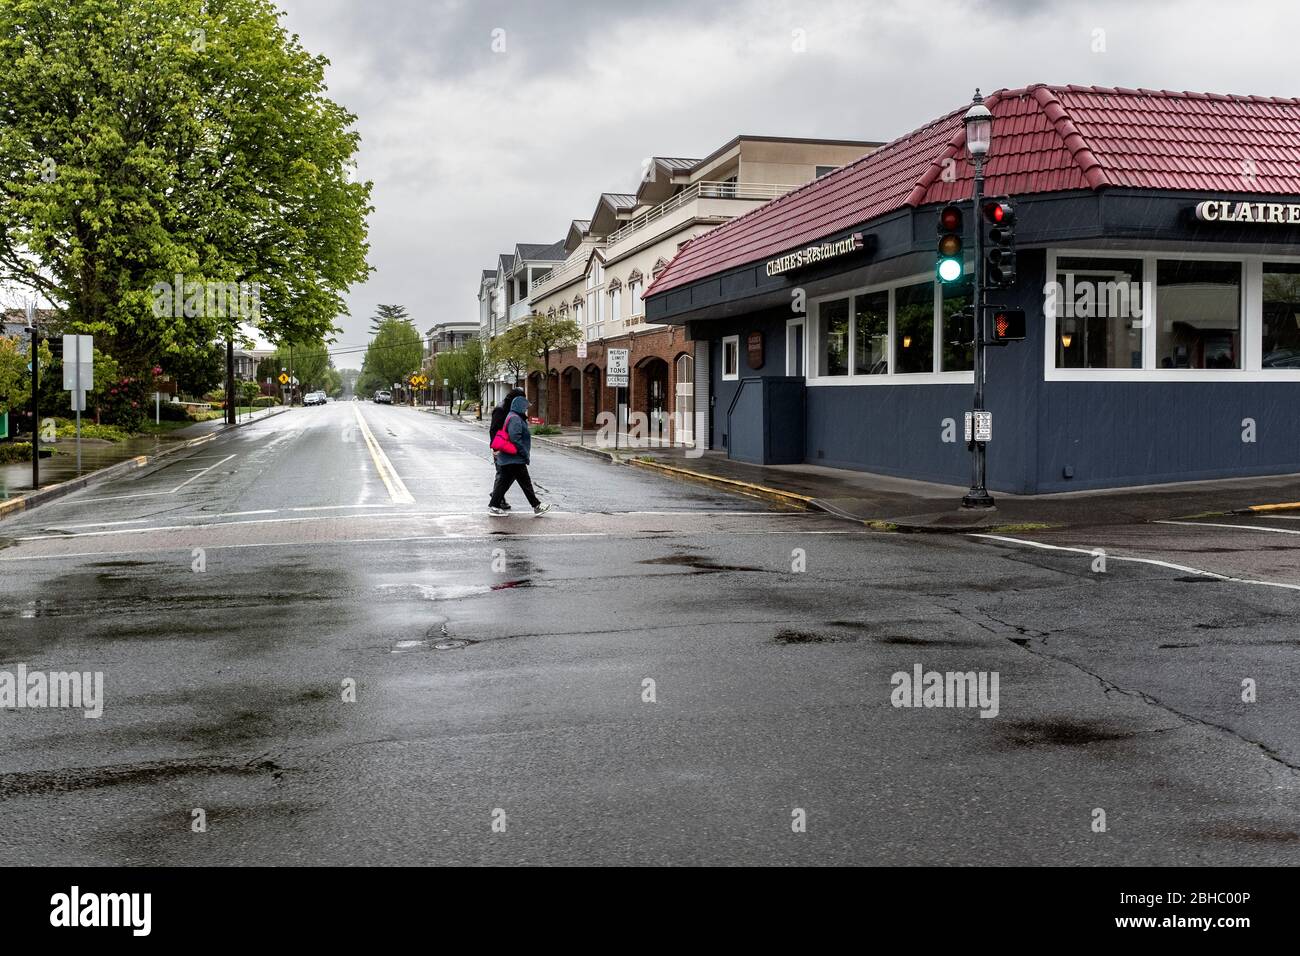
[961, 604, 1300, 778]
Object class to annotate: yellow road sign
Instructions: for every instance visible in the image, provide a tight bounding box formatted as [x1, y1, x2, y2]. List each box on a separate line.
[278, 372, 289, 384]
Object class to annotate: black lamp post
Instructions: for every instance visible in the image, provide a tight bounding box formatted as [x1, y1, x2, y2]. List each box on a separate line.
[961, 90, 996, 510]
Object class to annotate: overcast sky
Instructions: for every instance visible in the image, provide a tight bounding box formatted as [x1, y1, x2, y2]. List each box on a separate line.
[273, 0, 1298, 368]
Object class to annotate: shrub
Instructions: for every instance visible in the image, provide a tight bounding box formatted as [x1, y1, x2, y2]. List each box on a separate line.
[157, 402, 192, 421]
[531, 424, 562, 436]
[251, 395, 280, 408]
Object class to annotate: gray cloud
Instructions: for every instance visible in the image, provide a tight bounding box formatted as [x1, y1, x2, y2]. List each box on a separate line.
[273, 0, 1292, 366]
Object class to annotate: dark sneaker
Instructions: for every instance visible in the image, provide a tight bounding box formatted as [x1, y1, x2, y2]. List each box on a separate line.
[501, 501, 512, 510]
[488, 506, 507, 516]
[533, 502, 551, 516]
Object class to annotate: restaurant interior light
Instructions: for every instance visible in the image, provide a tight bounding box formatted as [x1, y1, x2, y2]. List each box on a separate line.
[902, 335, 912, 348]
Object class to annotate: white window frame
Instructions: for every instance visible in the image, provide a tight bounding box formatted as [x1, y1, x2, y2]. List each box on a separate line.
[1045, 248, 1300, 382]
[609, 286, 622, 326]
[804, 273, 974, 386]
[722, 335, 740, 381]
[786, 318, 806, 376]
[629, 279, 643, 317]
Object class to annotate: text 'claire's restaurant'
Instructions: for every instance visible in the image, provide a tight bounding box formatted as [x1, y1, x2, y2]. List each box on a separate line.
[644, 84, 1300, 494]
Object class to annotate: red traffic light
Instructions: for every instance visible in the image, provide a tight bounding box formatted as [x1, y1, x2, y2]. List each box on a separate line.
[938, 205, 962, 232]
[982, 200, 1015, 226]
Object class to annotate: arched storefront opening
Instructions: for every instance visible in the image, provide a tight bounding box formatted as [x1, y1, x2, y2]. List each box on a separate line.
[674, 352, 694, 447]
[561, 367, 581, 425]
[637, 357, 670, 446]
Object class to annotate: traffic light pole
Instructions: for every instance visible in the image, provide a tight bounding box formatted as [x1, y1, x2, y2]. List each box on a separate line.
[962, 154, 995, 509]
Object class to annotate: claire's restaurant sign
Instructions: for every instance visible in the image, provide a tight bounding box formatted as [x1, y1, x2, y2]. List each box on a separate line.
[765, 233, 865, 277]
[1194, 199, 1300, 224]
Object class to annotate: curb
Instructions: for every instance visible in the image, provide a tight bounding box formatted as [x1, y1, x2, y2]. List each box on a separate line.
[0, 405, 288, 523]
[1229, 501, 1300, 515]
[627, 457, 815, 510]
[534, 436, 622, 463]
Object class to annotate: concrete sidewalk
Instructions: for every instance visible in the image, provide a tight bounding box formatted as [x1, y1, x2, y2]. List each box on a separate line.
[627, 447, 1300, 531]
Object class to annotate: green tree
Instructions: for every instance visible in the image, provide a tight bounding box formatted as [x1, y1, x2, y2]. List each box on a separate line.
[370, 303, 411, 333]
[0, 0, 373, 374]
[359, 319, 422, 393]
[266, 340, 332, 393]
[488, 325, 535, 389]
[523, 313, 580, 423]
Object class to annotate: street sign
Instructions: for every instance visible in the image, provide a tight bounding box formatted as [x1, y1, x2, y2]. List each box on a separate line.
[607, 348, 629, 387]
[62, 335, 93, 391]
[278, 372, 289, 385]
[964, 410, 992, 443]
[577, 339, 588, 360]
[62, 334, 92, 476]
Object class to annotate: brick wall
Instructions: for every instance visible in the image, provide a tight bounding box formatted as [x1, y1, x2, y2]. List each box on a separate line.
[525, 325, 696, 443]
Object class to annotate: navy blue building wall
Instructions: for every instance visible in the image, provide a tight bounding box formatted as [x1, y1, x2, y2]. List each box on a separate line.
[707, 308, 791, 452]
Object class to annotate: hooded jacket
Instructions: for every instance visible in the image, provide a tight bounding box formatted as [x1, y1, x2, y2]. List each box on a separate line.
[488, 387, 525, 440]
[495, 394, 532, 466]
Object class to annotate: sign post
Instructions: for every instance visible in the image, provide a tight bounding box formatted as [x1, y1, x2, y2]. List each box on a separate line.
[577, 340, 588, 445]
[606, 348, 629, 451]
[63, 334, 93, 476]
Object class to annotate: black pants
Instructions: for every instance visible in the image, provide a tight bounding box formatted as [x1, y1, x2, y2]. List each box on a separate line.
[491, 462, 539, 508]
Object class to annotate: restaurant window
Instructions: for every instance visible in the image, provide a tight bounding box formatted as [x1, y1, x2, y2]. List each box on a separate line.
[941, 280, 973, 372]
[1054, 257, 1144, 369]
[1262, 263, 1300, 368]
[894, 281, 934, 374]
[722, 335, 739, 381]
[818, 298, 850, 376]
[1155, 260, 1242, 369]
[853, 290, 888, 375]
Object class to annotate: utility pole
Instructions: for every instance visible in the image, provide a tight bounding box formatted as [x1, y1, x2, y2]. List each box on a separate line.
[225, 334, 236, 425]
[27, 301, 38, 490]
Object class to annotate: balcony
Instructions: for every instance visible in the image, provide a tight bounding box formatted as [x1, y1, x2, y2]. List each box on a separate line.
[603, 181, 797, 250]
[508, 299, 532, 324]
[529, 257, 586, 298]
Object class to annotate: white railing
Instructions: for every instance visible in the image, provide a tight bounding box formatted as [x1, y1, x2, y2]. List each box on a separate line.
[603, 181, 797, 247]
[508, 299, 531, 323]
[529, 257, 585, 296]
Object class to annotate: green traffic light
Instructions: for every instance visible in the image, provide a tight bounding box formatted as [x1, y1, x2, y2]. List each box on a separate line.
[937, 257, 963, 283]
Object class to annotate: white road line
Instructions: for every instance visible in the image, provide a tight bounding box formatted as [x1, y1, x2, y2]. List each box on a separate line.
[1156, 519, 1300, 535]
[290, 504, 397, 512]
[0, 528, 871, 562]
[353, 405, 415, 505]
[971, 533, 1300, 592]
[76, 454, 237, 503]
[10, 509, 839, 541]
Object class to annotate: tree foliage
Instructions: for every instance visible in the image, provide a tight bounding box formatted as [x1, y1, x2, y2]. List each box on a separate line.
[0, 0, 373, 372]
[358, 318, 421, 394]
[523, 312, 580, 423]
[487, 324, 535, 386]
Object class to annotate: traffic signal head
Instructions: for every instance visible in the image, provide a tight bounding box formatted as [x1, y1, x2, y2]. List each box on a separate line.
[982, 198, 1017, 288]
[936, 205, 964, 284]
[991, 308, 1026, 343]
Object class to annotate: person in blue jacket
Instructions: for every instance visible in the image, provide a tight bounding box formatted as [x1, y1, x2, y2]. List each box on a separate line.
[489, 394, 551, 516]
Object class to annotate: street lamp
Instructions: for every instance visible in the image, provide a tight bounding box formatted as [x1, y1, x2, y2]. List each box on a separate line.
[961, 89, 996, 510]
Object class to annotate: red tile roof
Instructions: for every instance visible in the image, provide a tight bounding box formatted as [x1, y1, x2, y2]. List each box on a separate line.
[647, 84, 1300, 296]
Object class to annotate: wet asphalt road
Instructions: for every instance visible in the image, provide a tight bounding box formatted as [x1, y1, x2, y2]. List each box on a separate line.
[1, 402, 1298, 866]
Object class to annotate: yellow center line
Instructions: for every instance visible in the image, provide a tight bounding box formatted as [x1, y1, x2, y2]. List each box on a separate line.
[353, 405, 414, 505]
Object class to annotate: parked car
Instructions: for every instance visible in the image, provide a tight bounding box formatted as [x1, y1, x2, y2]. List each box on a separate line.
[374, 390, 392, 404]
[303, 391, 327, 406]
